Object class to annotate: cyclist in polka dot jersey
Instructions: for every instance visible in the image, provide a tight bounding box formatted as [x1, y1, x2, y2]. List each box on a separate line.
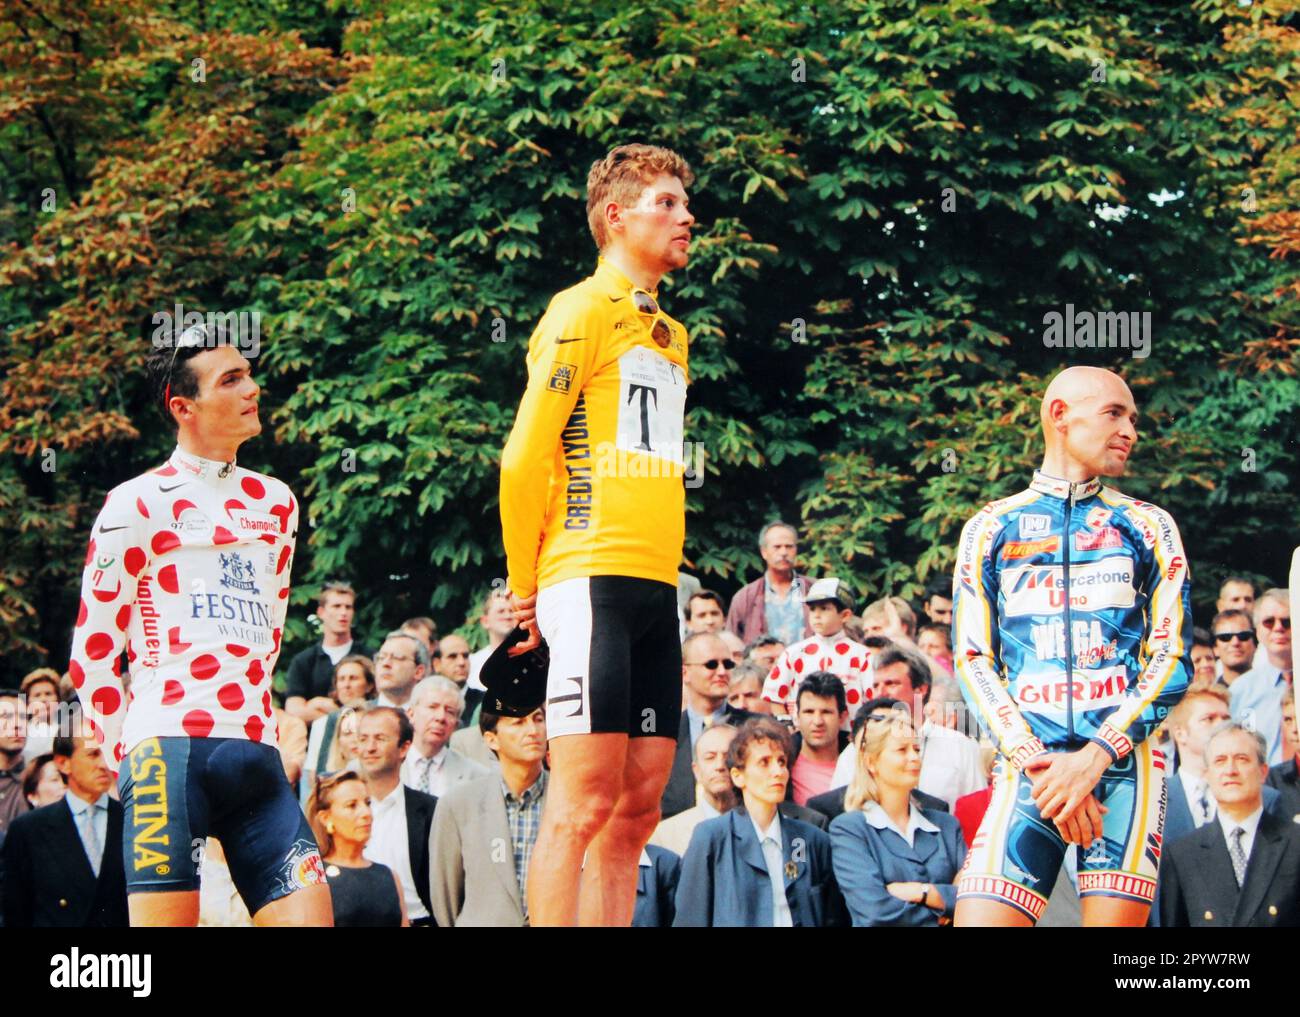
[67, 326, 331, 926]
[762, 579, 871, 725]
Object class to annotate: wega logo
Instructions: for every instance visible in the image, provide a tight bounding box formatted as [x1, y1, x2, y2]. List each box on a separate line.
[1002, 559, 1136, 616]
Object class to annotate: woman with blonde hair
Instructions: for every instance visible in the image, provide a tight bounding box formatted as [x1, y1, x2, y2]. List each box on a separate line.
[307, 771, 406, 927]
[829, 697, 966, 926]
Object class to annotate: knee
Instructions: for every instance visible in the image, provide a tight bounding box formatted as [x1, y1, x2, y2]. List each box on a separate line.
[547, 788, 619, 845]
[611, 789, 663, 842]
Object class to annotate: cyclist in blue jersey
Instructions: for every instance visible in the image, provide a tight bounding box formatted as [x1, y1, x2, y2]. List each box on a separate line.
[952, 366, 1191, 927]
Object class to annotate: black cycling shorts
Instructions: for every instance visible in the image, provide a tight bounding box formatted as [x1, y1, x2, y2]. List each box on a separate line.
[118, 736, 325, 916]
[535, 575, 682, 739]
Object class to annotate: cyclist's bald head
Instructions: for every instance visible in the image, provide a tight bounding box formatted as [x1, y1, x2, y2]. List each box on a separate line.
[1040, 366, 1133, 437]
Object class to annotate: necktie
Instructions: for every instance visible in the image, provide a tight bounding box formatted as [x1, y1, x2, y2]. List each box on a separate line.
[82, 805, 103, 877]
[1229, 827, 1248, 887]
[419, 756, 432, 794]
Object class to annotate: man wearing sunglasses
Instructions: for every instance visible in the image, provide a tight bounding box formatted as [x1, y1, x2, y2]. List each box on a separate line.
[67, 324, 331, 927]
[952, 366, 1192, 928]
[1230, 589, 1294, 766]
[1211, 609, 1257, 688]
[499, 143, 696, 926]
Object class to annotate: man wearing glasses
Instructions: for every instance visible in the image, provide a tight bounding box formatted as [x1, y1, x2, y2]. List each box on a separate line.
[1211, 609, 1257, 688]
[500, 143, 695, 925]
[1230, 589, 1294, 765]
[660, 632, 755, 819]
[68, 324, 331, 926]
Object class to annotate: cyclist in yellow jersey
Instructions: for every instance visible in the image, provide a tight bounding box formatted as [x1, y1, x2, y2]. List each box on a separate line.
[500, 144, 695, 926]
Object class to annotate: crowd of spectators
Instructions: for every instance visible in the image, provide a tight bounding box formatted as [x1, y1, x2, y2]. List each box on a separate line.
[1, 522, 1295, 927]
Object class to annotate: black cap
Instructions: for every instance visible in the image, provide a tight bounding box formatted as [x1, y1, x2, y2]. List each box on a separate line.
[478, 625, 549, 717]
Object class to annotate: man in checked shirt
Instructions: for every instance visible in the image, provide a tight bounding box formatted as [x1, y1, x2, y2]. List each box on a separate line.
[428, 697, 548, 926]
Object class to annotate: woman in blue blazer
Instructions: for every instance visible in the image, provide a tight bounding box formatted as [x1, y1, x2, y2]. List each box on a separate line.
[830, 701, 967, 926]
[673, 718, 847, 927]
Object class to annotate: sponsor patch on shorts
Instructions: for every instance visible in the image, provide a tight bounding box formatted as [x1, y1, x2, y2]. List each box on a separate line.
[275, 838, 327, 897]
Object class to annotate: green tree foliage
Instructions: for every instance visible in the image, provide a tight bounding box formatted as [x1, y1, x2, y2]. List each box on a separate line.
[1, 0, 1296, 683]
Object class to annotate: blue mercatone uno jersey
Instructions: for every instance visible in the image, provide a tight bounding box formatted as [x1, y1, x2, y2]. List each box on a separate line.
[952, 471, 1192, 770]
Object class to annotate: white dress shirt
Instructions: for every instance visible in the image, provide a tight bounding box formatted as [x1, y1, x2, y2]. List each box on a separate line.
[749, 811, 793, 928]
[402, 745, 449, 797]
[363, 782, 427, 921]
[1181, 771, 1217, 826]
[830, 721, 987, 808]
[859, 800, 940, 848]
[467, 646, 491, 691]
[1216, 804, 1264, 865]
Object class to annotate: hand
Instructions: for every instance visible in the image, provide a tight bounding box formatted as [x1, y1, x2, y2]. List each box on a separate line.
[886, 881, 925, 903]
[308, 696, 338, 714]
[881, 599, 911, 641]
[507, 592, 541, 656]
[1053, 794, 1109, 847]
[1026, 744, 1111, 822]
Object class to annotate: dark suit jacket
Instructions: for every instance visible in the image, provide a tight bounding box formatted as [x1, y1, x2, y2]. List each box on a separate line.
[1266, 759, 1300, 823]
[2, 796, 128, 927]
[403, 786, 438, 919]
[633, 845, 681, 928]
[672, 810, 848, 927]
[829, 807, 967, 926]
[660, 704, 755, 820]
[1158, 808, 1300, 927]
[1164, 772, 1282, 847]
[806, 784, 948, 823]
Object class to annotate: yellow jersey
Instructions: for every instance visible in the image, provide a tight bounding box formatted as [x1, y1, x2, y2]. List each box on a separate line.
[500, 258, 690, 598]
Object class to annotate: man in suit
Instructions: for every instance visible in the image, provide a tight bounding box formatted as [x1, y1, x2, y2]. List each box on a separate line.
[1159, 723, 1300, 927]
[401, 676, 489, 797]
[3, 734, 127, 927]
[429, 700, 547, 926]
[1164, 682, 1237, 843]
[632, 845, 681, 927]
[356, 706, 438, 925]
[1266, 689, 1299, 822]
[660, 632, 754, 819]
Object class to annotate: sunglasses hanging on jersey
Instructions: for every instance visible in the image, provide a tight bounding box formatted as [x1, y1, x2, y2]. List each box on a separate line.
[630, 288, 673, 349]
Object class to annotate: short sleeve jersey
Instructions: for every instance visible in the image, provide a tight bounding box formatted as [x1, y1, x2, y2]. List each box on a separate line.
[500, 258, 690, 598]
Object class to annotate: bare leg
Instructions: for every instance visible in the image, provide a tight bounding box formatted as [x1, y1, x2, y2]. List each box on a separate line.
[526, 732, 626, 926]
[954, 897, 1036, 928]
[129, 890, 201, 927]
[253, 882, 333, 926]
[1081, 895, 1149, 927]
[577, 736, 676, 927]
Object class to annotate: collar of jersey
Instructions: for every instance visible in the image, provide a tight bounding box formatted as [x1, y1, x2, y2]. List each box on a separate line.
[170, 445, 236, 486]
[595, 256, 658, 301]
[1030, 470, 1101, 501]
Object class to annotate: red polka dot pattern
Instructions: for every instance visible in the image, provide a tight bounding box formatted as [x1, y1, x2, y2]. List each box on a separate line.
[217, 683, 245, 711]
[115, 604, 132, 631]
[91, 687, 121, 716]
[270, 503, 291, 532]
[151, 531, 180, 555]
[136, 497, 150, 518]
[760, 634, 873, 718]
[157, 564, 179, 594]
[245, 716, 265, 742]
[85, 633, 114, 660]
[68, 660, 85, 688]
[168, 626, 191, 655]
[224, 499, 246, 517]
[261, 691, 272, 717]
[92, 583, 120, 603]
[190, 654, 220, 680]
[241, 477, 265, 499]
[213, 526, 238, 545]
[124, 547, 146, 576]
[162, 680, 185, 705]
[226, 643, 249, 657]
[77, 599, 88, 626]
[182, 710, 214, 738]
[171, 499, 197, 520]
[246, 660, 265, 684]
